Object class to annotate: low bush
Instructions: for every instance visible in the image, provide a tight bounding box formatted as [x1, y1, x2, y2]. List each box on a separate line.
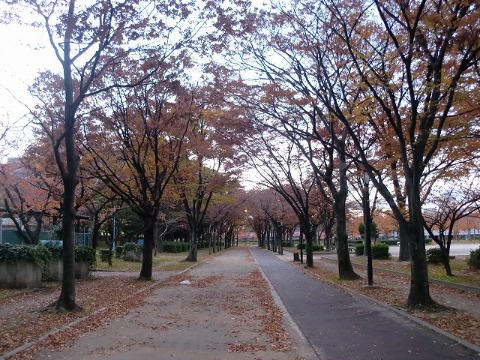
[162, 241, 189, 253]
[0, 243, 52, 278]
[355, 243, 364, 256]
[75, 245, 96, 269]
[467, 248, 480, 269]
[297, 243, 306, 250]
[122, 242, 142, 253]
[115, 245, 124, 258]
[163, 241, 179, 253]
[312, 243, 324, 252]
[371, 242, 390, 259]
[99, 249, 111, 262]
[426, 248, 444, 264]
[282, 242, 293, 248]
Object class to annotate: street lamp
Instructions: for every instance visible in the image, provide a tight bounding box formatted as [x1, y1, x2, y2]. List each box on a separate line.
[362, 172, 374, 287]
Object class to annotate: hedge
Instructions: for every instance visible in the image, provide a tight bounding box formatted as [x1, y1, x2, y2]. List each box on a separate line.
[467, 248, 480, 269]
[355, 243, 364, 256]
[163, 241, 189, 253]
[0, 243, 52, 278]
[371, 242, 390, 259]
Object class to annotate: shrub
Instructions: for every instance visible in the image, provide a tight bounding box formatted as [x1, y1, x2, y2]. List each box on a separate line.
[0, 243, 52, 278]
[100, 249, 111, 262]
[121, 242, 143, 260]
[467, 248, 480, 269]
[115, 245, 124, 258]
[426, 248, 444, 264]
[312, 243, 324, 252]
[297, 243, 306, 250]
[163, 241, 180, 253]
[75, 245, 96, 269]
[355, 243, 364, 256]
[371, 242, 390, 259]
[282, 242, 293, 248]
[43, 242, 63, 260]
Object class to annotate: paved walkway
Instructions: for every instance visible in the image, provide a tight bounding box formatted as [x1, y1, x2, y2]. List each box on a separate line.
[251, 247, 480, 360]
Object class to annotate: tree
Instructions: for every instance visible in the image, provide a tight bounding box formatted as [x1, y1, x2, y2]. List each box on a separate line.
[317, 0, 480, 307]
[358, 222, 378, 242]
[204, 186, 245, 251]
[423, 177, 480, 276]
[223, 3, 360, 279]
[84, 77, 194, 280]
[244, 189, 271, 248]
[5, 0, 219, 310]
[310, 188, 335, 251]
[174, 156, 240, 262]
[244, 129, 318, 267]
[0, 157, 57, 244]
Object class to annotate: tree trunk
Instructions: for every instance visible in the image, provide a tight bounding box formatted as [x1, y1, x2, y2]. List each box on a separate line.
[185, 227, 198, 262]
[266, 228, 271, 250]
[304, 223, 314, 268]
[334, 153, 359, 280]
[439, 240, 453, 277]
[139, 218, 155, 280]
[405, 185, 434, 308]
[398, 226, 410, 261]
[334, 193, 360, 280]
[276, 226, 283, 255]
[56, 199, 79, 311]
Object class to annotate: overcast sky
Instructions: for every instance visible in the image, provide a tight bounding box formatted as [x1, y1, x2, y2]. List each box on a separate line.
[0, 20, 58, 158]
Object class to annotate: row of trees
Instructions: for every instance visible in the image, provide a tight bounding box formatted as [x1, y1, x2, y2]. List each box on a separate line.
[1, 0, 247, 311]
[1, 0, 479, 312]
[217, 0, 480, 308]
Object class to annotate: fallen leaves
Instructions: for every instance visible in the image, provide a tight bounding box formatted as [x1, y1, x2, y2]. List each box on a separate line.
[0, 276, 161, 359]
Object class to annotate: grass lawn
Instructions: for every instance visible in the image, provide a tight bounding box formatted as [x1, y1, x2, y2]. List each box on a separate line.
[94, 248, 214, 272]
[350, 255, 480, 287]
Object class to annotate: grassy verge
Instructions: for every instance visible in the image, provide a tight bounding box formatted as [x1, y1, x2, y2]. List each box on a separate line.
[94, 248, 213, 272]
[348, 255, 480, 287]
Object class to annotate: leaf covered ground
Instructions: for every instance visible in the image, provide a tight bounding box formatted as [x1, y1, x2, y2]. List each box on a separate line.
[0, 248, 479, 359]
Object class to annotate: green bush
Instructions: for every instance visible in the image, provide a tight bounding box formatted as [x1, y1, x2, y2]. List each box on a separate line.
[371, 242, 390, 259]
[467, 248, 480, 269]
[282, 242, 293, 248]
[355, 243, 364, 256]
[75, 245, 96, 269]
[163, 241, 180, 253]
[115, 245, 124, 258]
[0, 243, 52, 278]
[121, 242, 143, 259]
[312, 243, 324, 252]
[43, 242, 63, 260]
[100, 249, 111, 262]
[162, 241, 190, 253]
[297, 243, 306, 250]
[426, 248, 444, 264]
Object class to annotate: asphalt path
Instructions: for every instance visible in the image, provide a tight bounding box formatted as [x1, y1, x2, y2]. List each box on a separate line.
[250, 247, 480, 360]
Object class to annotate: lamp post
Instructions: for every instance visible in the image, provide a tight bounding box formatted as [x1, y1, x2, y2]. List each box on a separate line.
[362, 173, 374, 287]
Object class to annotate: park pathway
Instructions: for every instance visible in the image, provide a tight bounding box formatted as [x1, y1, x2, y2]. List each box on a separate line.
[251, 247, 480, 360]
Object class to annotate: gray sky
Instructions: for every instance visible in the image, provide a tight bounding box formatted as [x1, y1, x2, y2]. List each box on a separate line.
[0, 21, 56, 158]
